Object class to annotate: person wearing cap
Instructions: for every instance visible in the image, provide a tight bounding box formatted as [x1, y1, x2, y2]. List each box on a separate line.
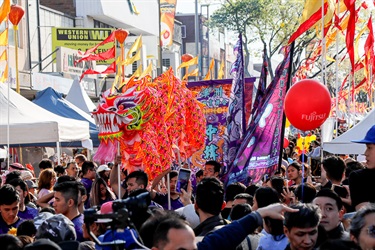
[349, 124, 375, 210]
[312, 189, 349, 241]
[97, 164, 111, 184]
[81, 201, 112, 245]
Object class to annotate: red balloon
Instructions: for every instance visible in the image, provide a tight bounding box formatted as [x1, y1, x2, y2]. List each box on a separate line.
[284, 79, 331, 131]
[283, 138, 289, 148]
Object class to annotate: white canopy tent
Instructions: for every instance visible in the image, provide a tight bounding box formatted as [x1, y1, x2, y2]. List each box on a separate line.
[323, 108, 375, 154]
[0, 84, 90, 145]
[66, 78, 97, 114]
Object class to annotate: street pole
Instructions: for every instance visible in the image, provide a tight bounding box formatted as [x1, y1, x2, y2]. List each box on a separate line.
[195, 0, 199, 80]
[157, 0, 163, 76]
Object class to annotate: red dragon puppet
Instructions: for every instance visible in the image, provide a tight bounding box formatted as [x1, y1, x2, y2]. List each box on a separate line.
[92, 68, 205, 179]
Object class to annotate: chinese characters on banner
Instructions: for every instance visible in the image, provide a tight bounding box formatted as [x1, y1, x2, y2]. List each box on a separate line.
[187, 78, 255, 169]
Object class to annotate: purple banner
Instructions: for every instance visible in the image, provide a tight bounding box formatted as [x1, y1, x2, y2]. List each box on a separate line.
[224, 34, 246, 168]
[225, 46, 291, 186]
[187, 78, 255, 168]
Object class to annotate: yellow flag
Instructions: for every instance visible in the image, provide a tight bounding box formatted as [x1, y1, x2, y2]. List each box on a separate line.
[0, 0, 10, 24]
[0, 50, 7, 61]
[218, 59, 225, 79]
[126, 35, 142, 59]
[204, 59, 215, 80]
[132, 63, 143, 78]
[301, 0, 335, 28]
[0, 28, 8, 46]
[139, 63, 153, 78]
[182, 68, 198, 81]
[0, 63, 8, 82]
[178, 56, 198, 69]
[122, 49, 141, 66]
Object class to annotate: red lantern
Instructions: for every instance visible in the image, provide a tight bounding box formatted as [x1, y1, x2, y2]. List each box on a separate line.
[9, 4, 24, 26]
[283, 138, 289, 148]
[115, 29, 129, 44]
[284, 79, 331, 131]
[181, 53, 193, 62]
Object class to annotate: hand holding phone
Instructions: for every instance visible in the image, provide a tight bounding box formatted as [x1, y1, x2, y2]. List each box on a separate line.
[176, 168, 191, 193]
[332, 184, 348, 198]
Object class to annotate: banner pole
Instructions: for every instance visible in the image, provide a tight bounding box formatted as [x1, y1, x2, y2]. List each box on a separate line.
[278, 41, 295, 172]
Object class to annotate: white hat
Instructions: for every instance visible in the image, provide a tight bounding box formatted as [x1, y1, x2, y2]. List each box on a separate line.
[97, 164, 111, 173]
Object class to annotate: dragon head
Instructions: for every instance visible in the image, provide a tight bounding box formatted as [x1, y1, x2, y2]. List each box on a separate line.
[92, 86, 145, 143]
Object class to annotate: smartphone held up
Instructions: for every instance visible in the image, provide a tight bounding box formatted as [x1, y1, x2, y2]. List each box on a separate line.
[176, 168, 191, 193]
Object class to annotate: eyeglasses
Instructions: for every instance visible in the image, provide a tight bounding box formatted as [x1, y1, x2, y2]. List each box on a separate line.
[367, 225, 375, 238]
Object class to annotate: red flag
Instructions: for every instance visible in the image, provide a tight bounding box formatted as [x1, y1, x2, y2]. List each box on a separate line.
[82, 31, 115, 56]
[364, 16, 374, 76]
[288, 2, 328, 44]
[344, 0, 356, 73]
[75, 47, 115, 64]
[80, 61, 116, 80]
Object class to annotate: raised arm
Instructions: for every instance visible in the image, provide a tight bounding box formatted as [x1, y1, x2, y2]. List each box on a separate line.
[109, 155, 126, 198]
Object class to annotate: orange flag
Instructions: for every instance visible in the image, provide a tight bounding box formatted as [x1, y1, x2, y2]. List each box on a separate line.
[0, 0, 10, 24]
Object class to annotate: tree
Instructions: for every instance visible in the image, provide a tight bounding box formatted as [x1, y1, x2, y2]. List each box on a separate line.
[209, 0, 264, 76]
[209, 0, 316, 79]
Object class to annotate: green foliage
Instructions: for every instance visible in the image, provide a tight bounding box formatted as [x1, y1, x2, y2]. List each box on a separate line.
[209, 0, 314, 79]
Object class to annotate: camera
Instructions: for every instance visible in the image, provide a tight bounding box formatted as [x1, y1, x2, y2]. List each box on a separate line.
[84, 192, 150, 250]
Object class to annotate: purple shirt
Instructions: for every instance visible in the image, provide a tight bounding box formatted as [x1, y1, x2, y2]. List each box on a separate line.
[153, 193, 184, 210]
[71, 213, 84, 242]
[0, 215, 23, 234]
[18, 206, 38, 220]
[81, 178, 93, 208]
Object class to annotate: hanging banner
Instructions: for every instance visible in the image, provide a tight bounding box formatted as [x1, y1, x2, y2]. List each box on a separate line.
[187, 78, 255, 168]
[160, 0, 177, 47]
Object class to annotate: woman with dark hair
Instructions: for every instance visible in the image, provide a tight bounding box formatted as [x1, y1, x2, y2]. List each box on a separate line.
[350, 204, 375, 249]
[253, 187, 288, 250]
[89, 178, 116, 207]
[287, 162, 302, 188]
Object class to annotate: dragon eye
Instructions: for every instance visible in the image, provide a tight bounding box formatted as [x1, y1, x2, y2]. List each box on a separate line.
[118, 104, 125, 111]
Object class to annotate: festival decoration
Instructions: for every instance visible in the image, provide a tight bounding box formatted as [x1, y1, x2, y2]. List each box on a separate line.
[283, 138, 289, 148]
[181, 53, 193, 62]
[9, 4, 24, 93]
[284, 79, 331, 131]
[92, 68, 206, 179]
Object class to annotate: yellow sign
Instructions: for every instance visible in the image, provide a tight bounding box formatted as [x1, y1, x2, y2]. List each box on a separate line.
[52, 27, 114, 65]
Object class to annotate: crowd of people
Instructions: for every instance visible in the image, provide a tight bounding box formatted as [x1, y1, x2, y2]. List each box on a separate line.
[0, 125, 375, 250]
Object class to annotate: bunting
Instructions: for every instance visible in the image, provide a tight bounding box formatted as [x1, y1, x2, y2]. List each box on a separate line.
[0, 0, 10, 24]
[0, 50, 6, 61]
[75, 47, 115, 64]
[344, 0, 356, 73]
[204, 59, 215, 80]
[80, 61, 116, 80]
[126, 35, 142, 59]
[289, 2, 328, 44]
[218, 59, 225, 79]
[0, 28, 8, 46]
[80, 31, 115, 57]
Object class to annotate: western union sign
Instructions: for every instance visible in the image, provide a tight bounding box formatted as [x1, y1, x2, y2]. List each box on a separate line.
[52, 27, 114, 65]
